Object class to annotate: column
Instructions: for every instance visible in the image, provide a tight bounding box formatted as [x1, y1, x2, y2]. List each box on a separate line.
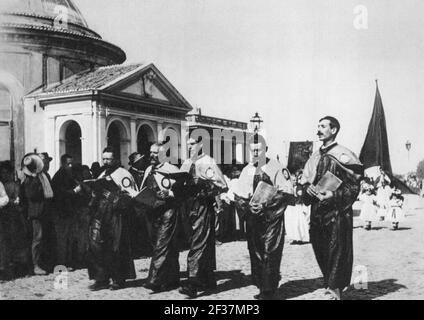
[157, 121, 164, 143]
[130, 118, 137, 153]
[44, 116, 57, 174]
[97, 107, 107, 163]
[180, 121, 189, 161]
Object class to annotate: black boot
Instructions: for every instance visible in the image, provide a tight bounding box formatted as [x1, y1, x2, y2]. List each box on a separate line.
[89, 281, 110, 291]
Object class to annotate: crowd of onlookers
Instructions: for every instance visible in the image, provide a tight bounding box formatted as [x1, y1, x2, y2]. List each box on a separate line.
[404, 174, 423, 197]
[1, 149, 420, 282]
[358, 170, 406, 230]
[0, 153, 247, 281]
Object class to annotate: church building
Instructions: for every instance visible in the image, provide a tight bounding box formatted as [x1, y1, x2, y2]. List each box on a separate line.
[1, 0, 247, 174]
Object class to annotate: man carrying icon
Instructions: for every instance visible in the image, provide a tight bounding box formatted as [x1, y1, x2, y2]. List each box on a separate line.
[177, 137, 228, 298]
[139, 143, 182, 293]
[233, 134, 295, 300]
[87, 147, 138, 291]
[300, 116, 363, 300]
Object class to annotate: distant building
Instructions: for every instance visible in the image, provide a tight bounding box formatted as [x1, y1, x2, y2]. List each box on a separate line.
[186, 111, 248, 166]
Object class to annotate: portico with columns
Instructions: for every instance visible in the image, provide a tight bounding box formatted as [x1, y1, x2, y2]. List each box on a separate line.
[24, 63, 192, 174]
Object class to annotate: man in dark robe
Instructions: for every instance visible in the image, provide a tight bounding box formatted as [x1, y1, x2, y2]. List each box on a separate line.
[0, 163, 30, 279]
[38, 152, 57, 272]
[128, 152, 152, 258]
[87, 147, 137, 291]
[300, 116, 363, 300]
[51, 154, 80, 269]
[234, 137, 295, 300]
[141, 143, 181, 293]
[177, 137, 228, 298]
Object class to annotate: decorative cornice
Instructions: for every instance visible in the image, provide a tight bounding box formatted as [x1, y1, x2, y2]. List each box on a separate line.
[0, 11, 99, 38]
[0, 23, 126, 65]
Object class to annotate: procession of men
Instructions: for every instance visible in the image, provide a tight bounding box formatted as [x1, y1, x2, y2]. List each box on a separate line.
[0, 116, 363, 300]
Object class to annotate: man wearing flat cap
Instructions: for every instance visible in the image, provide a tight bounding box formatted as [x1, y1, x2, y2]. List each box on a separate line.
[128, 152, 148, 190]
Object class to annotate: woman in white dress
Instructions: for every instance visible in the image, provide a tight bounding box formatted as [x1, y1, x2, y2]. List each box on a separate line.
[358, 186, 378, 230]
[387, 190, 405, 230]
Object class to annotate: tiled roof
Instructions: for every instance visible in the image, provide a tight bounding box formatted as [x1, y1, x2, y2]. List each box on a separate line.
[41, 63, 144, 94]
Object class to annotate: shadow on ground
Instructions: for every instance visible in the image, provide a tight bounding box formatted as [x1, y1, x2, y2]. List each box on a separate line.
[277, 277, 323, 300]
[196, 270, 251, 297]
[343, 279, 407, 300]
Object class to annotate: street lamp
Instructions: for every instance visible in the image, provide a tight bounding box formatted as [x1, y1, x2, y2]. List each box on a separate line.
[406, 140, 412, 160]
[406, 140, 412, 173]
[250, 112, 263, 133]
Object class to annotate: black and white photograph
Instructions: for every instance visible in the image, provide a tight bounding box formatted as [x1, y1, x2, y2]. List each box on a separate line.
[1, 0, 424, 304]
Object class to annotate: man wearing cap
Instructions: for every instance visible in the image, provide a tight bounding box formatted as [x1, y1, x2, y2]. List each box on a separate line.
[300, 116, 363, 300]
[38, 152, 57, 272]
[87, 147, 138, 291]
[128, 152, 148, 189]
[20, 153, 54, 276]
[233, 135, 295, 300]
[141, 143, 182, 293]
[177, 137, 228, 298]
[39, 153, 53, 181]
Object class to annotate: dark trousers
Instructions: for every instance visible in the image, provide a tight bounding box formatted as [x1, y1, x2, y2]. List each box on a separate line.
[55, 215, 74, 267]
[31, 219, 43, 267]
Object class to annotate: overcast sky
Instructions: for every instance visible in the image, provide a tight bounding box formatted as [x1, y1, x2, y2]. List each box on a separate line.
[76, 0, 424, 174]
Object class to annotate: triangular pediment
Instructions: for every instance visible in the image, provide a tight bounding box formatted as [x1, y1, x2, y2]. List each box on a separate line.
[119, 78, 169, 102]
[103, 64, 192, 111]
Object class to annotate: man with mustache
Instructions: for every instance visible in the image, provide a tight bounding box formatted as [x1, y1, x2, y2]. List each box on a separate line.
[300, 116, 363, 300]
[87, 147, 138, 291]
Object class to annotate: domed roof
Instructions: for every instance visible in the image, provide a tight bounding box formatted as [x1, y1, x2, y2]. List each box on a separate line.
[0, 0, 126, 65]
[0, 0, 89, 29]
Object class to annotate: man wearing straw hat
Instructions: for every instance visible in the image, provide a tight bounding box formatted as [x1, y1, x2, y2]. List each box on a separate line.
[20, 153, 54, 276]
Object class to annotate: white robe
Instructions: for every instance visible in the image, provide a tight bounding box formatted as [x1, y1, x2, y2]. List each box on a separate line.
[285, 204, 310, 242]
[359, 193, 378, 222]
[387, 198, 405, 223]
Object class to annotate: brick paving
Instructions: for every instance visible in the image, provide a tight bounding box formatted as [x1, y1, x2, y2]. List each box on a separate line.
[1, 195, 423, 300]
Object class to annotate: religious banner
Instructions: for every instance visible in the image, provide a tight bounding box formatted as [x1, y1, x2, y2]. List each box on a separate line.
[287, 141, 314, 174]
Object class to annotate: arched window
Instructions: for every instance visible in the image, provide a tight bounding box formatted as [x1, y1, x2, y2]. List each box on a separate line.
[59, 120, 82, 164]
[137, 124, 155, 158]
[107, 120, 130, 166]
